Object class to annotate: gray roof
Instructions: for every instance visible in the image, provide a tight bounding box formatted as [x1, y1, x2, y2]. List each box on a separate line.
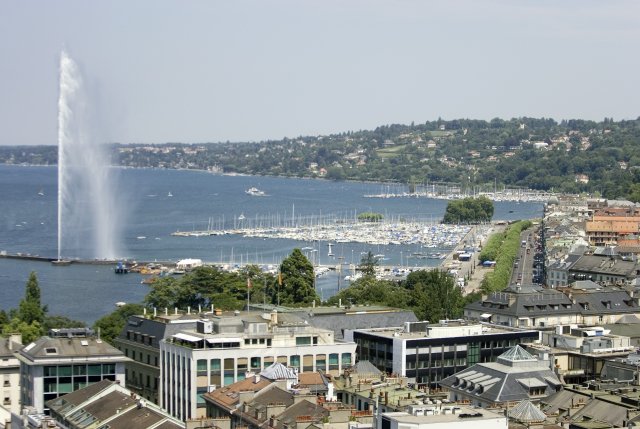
[252, 384, 295, 408]
[439, 346, 560, 404]
[466, 287, 639, 318]
[118, 315, 200, 347]
[570, 255, 638, 278]
[569, 396, 636, 428]
[260, 362, 298, 380]
[47, 380, 184, 429]
[274, 399, 328, 429]
[350, 360, 382, 376]
[290, 308, 417, 340]
[508, 400, 546, 422]
[19, 335, 126, 361]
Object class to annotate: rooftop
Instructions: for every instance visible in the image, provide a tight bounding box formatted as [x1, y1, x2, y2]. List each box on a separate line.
[350, 320, 535, 340]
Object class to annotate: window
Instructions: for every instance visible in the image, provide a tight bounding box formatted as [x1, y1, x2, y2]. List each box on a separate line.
[290, 355, 300, 369]
[250, 357, 261, 369]
[197, 359, 207, 376]
[341, 353, 352, 367]
[296, 337, 311, 346]
[329, 354, 339, 370]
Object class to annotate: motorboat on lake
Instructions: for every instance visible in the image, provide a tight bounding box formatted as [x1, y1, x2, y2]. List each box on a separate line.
[245, 187, 266, 196]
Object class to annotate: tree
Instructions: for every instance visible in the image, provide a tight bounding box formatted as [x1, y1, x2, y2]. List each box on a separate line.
[275, 249, 319, 306]
[18, 272, 47, 325]
[44, 315, 86, 331]
[93, 303, 145, 345]
[358, 251, 379, 277]
[404, 270, 464, 322]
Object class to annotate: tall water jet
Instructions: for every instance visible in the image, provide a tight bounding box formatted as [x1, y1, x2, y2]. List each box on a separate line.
[57, 51, 123, 260]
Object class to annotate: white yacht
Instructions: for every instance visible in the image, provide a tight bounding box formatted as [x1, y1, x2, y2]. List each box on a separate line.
[245, 187, 266, 196]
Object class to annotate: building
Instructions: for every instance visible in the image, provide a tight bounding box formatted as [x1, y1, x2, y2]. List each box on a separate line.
[159, 311, 356, 420]
[567, 254, 639, 285]
[526, 325, 634, 384]
[113, 312, 202, 404]
[377, 405, 506, 429]
[439, 346, 562, 408]
[247, 304, 418, 340]
[16, 328, 129, 414]
[46, 379, 187, 429]
[345, 320, 539, 387]
[465, 284, 640, 328]
[115, 305, 416, 404]
[0, 334, 22, 427]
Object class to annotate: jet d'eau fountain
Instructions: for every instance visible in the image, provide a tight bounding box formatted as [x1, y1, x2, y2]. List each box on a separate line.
[55, 50, 125, 262]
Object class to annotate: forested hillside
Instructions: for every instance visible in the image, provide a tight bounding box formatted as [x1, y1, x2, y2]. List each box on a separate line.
[2, 117, 640, 201]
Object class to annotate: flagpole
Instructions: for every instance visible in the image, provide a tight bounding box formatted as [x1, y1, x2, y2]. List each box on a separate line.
[247, 277, 251, 313]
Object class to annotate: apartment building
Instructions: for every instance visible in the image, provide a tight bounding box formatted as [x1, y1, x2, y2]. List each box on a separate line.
[159, 311, 356, 420]
[16, 328, 129, 414]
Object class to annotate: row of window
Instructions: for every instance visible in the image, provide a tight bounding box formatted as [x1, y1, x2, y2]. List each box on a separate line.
[122, 347, 158, 367]
[126, 330, 155, 346]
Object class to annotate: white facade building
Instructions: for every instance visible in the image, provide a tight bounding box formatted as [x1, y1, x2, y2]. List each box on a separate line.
[159, 311, 356, 420]
[377, 405, 506, 429]
[0, 334, 22, 426]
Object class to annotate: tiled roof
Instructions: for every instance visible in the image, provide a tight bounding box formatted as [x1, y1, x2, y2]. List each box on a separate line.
[204, 376, 272, 409]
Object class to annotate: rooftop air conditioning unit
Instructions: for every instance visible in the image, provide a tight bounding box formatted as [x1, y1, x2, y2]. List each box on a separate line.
[197, 320, 214, 334]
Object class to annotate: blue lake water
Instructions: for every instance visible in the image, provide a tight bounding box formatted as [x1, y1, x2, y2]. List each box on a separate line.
[0, 165, 543, 323]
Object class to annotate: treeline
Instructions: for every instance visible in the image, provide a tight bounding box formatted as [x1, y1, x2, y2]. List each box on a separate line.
[479, 220, 532, 294]
[442, 196, 494, 224]
[2, 117, 640, 201]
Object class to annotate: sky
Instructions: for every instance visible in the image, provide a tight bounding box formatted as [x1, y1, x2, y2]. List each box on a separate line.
[0, 1, 638, 146]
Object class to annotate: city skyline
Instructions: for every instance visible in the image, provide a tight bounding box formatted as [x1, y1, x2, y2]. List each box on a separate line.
[0, 0, 638, 146]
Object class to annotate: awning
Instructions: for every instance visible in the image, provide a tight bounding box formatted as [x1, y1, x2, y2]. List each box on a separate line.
[173, 333, 202, 342]
[480, 313, 492, 319]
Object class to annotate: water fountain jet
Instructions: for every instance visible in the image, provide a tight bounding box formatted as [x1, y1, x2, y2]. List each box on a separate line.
[54, 50, 124, 263]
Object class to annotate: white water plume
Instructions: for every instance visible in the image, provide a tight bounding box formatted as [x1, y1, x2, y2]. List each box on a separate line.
[57, 51, 124, 260]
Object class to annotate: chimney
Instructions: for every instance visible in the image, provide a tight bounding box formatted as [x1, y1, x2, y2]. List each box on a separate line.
[8, 333, 22, 350]
[385, 391, 388, 405]
[254, 374, 261, 384]
[270, 311, 278, 325]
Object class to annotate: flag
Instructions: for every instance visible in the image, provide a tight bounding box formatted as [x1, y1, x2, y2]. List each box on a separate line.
[247, 277, 252, 289]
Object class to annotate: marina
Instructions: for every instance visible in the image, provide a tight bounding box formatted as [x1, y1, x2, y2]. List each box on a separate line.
[171, 219, 471, 247]
[0, 165, 543, 324]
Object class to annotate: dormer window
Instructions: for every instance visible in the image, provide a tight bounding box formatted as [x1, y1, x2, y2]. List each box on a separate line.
[45, 347, 58, 355]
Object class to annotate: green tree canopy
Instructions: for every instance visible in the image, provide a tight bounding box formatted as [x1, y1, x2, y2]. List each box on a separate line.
[273, 249, 319, 306]
[358, 251, 379, 277]
[442, 196, 494, 224]
[93, 303, 145, 345]
[18, 272, 47, 325]
[403, 269, 465, 322]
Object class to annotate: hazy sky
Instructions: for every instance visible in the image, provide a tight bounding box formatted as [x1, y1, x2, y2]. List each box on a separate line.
[0, 1, 638, 146]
